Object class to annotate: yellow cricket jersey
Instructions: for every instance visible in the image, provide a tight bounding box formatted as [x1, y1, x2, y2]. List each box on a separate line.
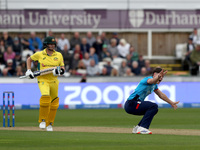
[30, 49, 64, 81]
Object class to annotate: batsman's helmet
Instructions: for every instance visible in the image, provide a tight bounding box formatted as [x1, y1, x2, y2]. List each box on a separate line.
[43, 36, 56, 45]
[43, 36, 56, 48]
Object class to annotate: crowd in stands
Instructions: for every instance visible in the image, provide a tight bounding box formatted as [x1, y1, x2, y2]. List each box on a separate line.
[0, 31, 154, 77]
[183, 28, 200, 75]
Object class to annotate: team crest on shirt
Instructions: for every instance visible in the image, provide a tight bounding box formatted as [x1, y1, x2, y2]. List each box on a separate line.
[54, 57, 58, 61]
[42, 63, 45, 67]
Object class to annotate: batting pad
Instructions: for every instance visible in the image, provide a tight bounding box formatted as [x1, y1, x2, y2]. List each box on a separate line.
[46, 97, 59, 126]
[39, 95, 51, 123]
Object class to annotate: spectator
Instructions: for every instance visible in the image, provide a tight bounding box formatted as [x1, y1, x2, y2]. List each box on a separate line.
[100, 32, 109, 45]
[15, 52, 22, 66]
[100, 44, 112, 60]
[70, 32, 81, 50]
[2, 59, 16, 76]
[13, 37, 22, 54]
[131, 61, 140, 75]
[55, 40, 62, 52]
[1, 31, 14, 48]
[0, 39, 5, 65]
[21, 61, 27, 74]
[124, 67, 134, 77]
[189, 41, 200, 75]
[138, 55, 145, 69]
[87, 59, 100, 76]
[183, 37, 195, 70]
[126, 53, 132, 68]
[42, 30, 55, 43]
[16, 65, 23, 77]
[0, 39, 5, 53]
[57, 33, 70, 51]
[129, 46, 139, 61]
[69, 53, 80, 75]
[111, 68, 119, 76]
[89, 47, 99, 64]
[82, 52, 91, 67]
[186, 37, 195, 61]
[73, 44, 83, 59]
[140, 67, 148, 76]
[76, 60, 87, 76]
[107, 38, 119, 59]
[28, 32, 43, 52]
[61, 44, 72, 71]
[118, 60, 128, 76]
[92, 35, 103, 61]
[111, 32, 120, 45]
[117, 39, 130, 58]
[103, 58, 113, 75]
[100, 67, 109, 76]
[17, 32, 30, 50]
[145, 60, 153, 75]
[189, 28, 200, 44]
[80, 37, 90, 55]
[4, 46, 16, 63]
[21, 49, 33, 62]
[47, 30, 54, 37]
[86, 32, 96, 47]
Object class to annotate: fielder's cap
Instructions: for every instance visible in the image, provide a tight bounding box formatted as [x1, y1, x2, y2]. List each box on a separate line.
[113, 32, 118, 35]
[7, 59, 13, 63]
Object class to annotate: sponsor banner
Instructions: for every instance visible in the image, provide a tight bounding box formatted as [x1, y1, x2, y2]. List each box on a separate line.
[0, 9, 200, 29]
[0, 82, 199, 106]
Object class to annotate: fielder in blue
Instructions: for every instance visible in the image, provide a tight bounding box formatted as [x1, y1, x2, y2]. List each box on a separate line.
[124, 67, 180, 134]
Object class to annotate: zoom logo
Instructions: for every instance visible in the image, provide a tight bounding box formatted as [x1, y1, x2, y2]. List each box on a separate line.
[63, 84, 176, 105]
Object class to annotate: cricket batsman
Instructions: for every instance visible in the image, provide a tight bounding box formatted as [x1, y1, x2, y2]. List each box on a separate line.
[124, 67, 180, 134]
[25, 36, 65, 131]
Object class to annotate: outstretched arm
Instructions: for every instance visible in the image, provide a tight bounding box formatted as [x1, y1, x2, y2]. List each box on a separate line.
[147, 69, 168, 84]
[154, 89, 180, 110]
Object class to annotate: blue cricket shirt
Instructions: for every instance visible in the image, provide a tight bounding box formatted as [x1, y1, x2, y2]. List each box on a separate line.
[127, 76, 158, 101]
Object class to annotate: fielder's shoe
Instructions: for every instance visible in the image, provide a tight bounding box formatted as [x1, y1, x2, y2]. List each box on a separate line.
[132, 125, 139, 134]
[46, 125, 53, 131]
[136, 126, 152, 134]
[39, 121, 46, 129]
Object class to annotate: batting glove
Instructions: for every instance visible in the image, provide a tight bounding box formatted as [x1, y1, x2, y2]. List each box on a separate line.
[25, 69, 34, 79]
[53, 67, 65, 76]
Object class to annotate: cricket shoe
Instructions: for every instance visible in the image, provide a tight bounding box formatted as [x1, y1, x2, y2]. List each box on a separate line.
[39, 121, 46, 129]
[136, 126, 152, 134]
[46, 125, 53, 131]
[132, 125, 139, 134]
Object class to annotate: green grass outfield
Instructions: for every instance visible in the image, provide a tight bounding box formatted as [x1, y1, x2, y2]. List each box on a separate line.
[0, 108, 200, 150]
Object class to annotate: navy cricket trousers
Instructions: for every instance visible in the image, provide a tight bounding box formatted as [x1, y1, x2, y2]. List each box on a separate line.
[124, 96, 158, 129]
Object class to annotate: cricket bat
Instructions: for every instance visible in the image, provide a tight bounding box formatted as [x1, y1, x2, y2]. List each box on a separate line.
[19, 67, 57, 79]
